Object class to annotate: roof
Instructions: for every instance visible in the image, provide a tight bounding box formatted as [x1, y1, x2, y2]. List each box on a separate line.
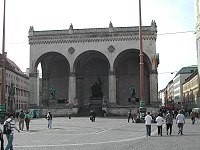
[0, 53, 28, 78]
[175, 65, 197, 76]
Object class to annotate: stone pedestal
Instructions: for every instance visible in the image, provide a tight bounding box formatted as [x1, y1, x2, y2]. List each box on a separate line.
[90, 97, 103, 107]
[49, 99, 56, 107]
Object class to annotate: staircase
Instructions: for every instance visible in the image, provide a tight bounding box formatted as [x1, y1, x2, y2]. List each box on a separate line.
[77, 105, 103, 117]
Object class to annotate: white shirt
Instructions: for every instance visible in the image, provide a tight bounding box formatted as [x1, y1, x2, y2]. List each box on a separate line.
[145, 115, 152, 125]
[156, 116, 164, 126]
[176, 114, 185, 123]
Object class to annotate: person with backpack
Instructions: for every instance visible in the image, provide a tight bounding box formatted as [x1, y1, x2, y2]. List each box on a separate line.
[46, 111, 53, 128]
[25, 111, 31, 130]
[18, 110, 25, 131]
[4, 113, 20, 150]
[166, 111, 173, 135]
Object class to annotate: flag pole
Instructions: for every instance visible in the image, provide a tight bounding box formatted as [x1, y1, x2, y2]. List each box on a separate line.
[1, 0, 6, 109]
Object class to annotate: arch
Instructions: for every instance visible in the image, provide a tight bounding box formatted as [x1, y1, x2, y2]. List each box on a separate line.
[35, 52, 70, 106]
[74, 50, 110, 106]
[114, 49, 152, 106]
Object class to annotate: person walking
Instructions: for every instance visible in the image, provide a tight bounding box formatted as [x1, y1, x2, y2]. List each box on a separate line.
[46, 111, 53, 128]
[90, 109, 96, 122]
[145, 112, 153, 137]
[176, 110, 185, 135]
[25, 111, 31, 130]
[156, 114, 164, 136]
[4, 113, 20, 150]
[128, 110, 133, 123]
[68, 109, 72, 119]
[18, 110, 25, 131]
[165, 112, 173, 135]
[190, 111, 196, 124]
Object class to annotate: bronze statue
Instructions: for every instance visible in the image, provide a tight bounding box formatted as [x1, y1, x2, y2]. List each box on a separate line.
[50, 87, 55, 99]
[129, 85, 136, 98]
[91, 77, 103, 98]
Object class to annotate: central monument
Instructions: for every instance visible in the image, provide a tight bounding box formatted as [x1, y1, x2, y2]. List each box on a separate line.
[90, 77, 103, 107]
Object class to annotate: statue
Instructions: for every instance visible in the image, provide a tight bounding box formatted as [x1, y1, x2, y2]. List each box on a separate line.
[50, 87, 56, 99]
[9, 83, 15, 96]
[91, 77, 103, 98]
[129, 85, 136, 98]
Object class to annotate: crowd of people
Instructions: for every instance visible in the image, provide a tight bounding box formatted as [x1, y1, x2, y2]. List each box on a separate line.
[0, 109, 32, 150]
[143, 108, 199, 137]
[0, 107, 199, 149]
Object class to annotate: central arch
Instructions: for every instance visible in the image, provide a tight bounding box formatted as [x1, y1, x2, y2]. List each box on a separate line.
[74, 50, 110, 106]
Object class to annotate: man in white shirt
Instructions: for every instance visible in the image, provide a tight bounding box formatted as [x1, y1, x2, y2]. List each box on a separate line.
[176, 110, 185, 135]
[145, 112, 152, 137]
[156, 114, 164, 136]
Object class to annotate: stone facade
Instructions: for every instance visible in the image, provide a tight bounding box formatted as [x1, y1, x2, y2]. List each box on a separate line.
[0, 54, 29, 111]
[28, 21, 159, 110]
[183, 70, 200, 109]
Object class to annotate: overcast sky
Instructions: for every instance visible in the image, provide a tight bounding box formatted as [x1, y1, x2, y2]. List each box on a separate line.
[0, 0, 197, 90]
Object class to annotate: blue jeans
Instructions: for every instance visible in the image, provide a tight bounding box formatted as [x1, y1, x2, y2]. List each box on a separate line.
[146, 125, 151, 136]
[178, 123, 184, 134]
[5, 134, 13, 150]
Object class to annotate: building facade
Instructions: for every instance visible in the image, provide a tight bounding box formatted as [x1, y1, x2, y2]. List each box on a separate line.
[158, 88, 165, 106]
[196, 0, 200, 75]
[28, 21, 159, 110]
[173, 66, 197, 108]
[183, 70, 200, 110]
[165, 80, 174, 108]
[0, 54, 29, 112]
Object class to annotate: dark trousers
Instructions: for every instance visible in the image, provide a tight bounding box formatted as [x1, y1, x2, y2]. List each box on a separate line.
[191, 117, 195, 124]
[128, 116, 133, 123]
[25, 119, 30, 130]
[90, 116, 95, 122]
[0, 135, 3, 150]
[157, 125, 162, 136]
[146, 125, 151, 136]
[166, 123, 172, 135]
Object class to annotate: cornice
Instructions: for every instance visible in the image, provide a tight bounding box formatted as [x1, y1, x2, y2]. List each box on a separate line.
[29, 26, 157, 45]
[29, 35, 157, 45]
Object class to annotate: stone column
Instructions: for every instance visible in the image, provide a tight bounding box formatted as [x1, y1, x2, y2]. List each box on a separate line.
[150, 71, 158, 105]
[29, 72, 39, 106]
[109, 71, 116, 104]
[42, 74, 49, 106]
[68, 72, 76, 104]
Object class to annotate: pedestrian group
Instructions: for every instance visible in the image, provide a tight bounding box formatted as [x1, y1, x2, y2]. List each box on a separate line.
[144, 109, 186, 137]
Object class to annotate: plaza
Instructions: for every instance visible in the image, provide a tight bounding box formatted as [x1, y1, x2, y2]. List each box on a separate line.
[3, 117, 200, 150]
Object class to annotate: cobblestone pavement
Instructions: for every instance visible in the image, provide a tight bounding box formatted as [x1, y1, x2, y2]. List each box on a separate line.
[2, 117, 200, 150]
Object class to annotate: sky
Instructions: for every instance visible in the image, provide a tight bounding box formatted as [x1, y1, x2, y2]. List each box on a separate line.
[0, 0, 197, 90]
